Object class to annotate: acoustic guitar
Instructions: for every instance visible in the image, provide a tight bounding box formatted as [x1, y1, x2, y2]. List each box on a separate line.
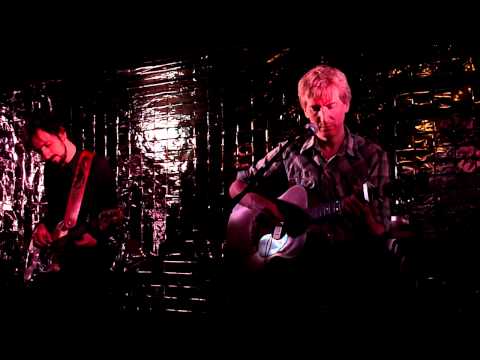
[225, 183, 377, 271]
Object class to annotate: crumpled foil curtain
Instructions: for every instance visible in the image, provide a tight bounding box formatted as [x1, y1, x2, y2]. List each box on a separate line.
[388, 52, 480, 245]
[0, 96, 46, 272]
[2, 44, 480, 280]
[0, 54, 217, 272]
[117, 57, 212, 255]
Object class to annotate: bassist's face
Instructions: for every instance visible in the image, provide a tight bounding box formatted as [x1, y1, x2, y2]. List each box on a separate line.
[31, 128, 68, 165]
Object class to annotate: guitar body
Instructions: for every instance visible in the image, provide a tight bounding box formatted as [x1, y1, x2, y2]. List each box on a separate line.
[24, 208, 123, 283]
[225, 181, 382, 272]
[225, 185, 309, 272]
[45, 222, 70, 272]
[24, 222, 68, 282]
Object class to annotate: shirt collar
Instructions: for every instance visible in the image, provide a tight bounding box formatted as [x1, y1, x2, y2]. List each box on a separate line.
[300, 127, 356, 157]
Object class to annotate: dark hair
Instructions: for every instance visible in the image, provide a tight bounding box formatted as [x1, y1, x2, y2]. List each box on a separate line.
[23, 111, 65, 150]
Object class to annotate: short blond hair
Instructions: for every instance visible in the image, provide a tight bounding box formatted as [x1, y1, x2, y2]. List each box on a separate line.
[298, 65, 351, 111]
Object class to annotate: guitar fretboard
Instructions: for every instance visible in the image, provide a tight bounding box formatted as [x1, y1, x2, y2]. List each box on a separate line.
[307, 199, 343, 220]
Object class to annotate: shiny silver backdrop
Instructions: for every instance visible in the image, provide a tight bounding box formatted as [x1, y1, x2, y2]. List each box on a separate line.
[2, 43, 480, 314]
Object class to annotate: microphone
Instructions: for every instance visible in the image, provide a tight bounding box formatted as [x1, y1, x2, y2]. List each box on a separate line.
[289, 123, 317, 140]
[304, 123, 318, 136]
[286, 123, 318, 144]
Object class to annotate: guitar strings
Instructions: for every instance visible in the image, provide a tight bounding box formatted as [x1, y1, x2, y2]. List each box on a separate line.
[264, 235, 273, 258]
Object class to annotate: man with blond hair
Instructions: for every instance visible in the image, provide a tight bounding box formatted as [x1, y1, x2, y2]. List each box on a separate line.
[228, 64, 392, 320]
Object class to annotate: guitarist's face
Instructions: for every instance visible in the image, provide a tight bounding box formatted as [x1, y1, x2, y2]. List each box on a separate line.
[31, 128, 68, 165]
[303, 86, 350, 142]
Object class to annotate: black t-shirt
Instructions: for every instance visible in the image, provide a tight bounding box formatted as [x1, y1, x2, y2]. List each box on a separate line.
[42, 149, 118, 271]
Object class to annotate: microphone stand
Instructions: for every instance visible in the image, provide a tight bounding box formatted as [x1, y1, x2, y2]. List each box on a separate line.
[231, 124, 315, 206]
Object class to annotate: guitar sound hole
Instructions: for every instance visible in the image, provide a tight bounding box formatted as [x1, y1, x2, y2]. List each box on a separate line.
[255, 212, 276, 228]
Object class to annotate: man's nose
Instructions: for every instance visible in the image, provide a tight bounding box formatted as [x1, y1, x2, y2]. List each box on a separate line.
[316, 108, 325, 122]
[41, 149, 51, 160]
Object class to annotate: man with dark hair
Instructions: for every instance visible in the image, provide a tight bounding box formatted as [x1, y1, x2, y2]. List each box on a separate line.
[24, 111, 121, 318]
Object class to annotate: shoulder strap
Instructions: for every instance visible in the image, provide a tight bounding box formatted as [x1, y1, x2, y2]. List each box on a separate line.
[63, 150, 95, 229]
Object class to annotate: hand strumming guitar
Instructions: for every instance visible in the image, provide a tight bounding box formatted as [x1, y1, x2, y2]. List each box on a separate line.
[229, 179, 284, 221]
[33, 222, 97, 249]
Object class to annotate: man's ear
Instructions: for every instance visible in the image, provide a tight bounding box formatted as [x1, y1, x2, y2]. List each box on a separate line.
[301, 101, 308, 117]
[58, 127, 67, 141]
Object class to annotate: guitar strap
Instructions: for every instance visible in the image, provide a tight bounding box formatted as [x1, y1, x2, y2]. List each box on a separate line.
[62, 150, 95, 230]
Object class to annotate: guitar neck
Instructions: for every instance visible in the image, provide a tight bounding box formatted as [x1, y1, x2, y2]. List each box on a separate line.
[306, 182, 374, 221]
[307, 199, 343, 221]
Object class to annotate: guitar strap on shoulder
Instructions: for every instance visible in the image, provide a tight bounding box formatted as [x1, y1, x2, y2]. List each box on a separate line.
[62, 150, 95, 230]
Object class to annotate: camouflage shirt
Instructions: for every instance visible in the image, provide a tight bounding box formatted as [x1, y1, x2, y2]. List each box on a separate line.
[238, 127, 391, 243]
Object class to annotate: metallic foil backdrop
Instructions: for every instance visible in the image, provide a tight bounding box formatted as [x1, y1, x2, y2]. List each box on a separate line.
[1, 43, 480, 312]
